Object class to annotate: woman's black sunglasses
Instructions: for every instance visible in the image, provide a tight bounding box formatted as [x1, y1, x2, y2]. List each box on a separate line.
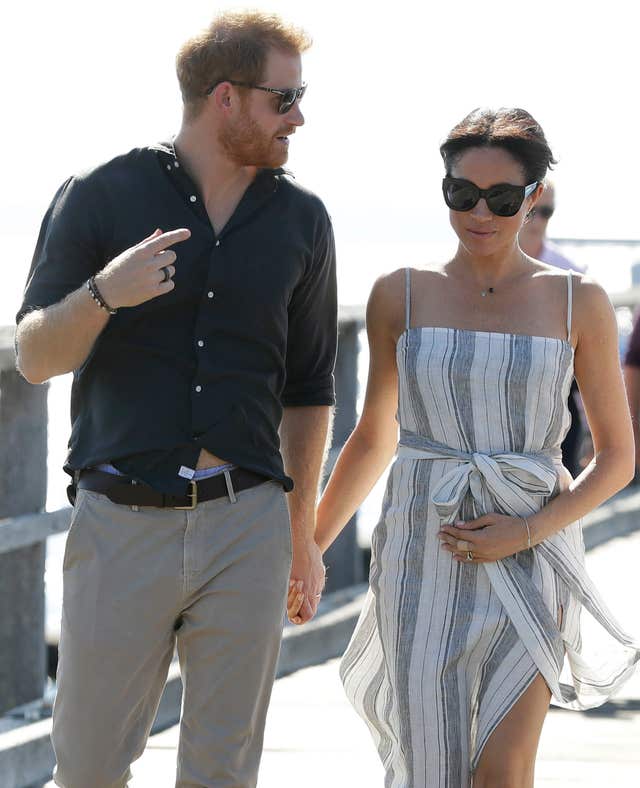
[206, 80, 307, 115]
[442, 177, 538, 217]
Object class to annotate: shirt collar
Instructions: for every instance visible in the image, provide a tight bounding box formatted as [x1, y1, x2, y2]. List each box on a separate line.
[152, 140, 289, 180]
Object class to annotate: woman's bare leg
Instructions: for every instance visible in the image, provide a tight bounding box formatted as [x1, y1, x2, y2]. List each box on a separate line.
[473, 672, 551, 788]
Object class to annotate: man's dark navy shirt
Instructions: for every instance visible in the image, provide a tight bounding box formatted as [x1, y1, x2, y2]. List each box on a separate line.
[17, 142, 337, 495]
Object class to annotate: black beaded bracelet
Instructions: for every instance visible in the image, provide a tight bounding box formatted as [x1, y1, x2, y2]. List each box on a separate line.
[87, 277, 117, 315]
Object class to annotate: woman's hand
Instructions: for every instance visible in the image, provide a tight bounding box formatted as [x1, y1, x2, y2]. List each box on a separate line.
[287, 579, 306, 624]
[438, 514, 529, 563]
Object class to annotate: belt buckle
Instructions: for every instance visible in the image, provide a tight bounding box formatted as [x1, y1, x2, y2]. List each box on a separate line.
[174, 480, 198, 510]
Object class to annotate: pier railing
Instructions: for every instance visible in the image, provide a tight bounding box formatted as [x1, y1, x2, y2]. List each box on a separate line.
[0, 309, 366, 717]
[0, 326, 49, 717]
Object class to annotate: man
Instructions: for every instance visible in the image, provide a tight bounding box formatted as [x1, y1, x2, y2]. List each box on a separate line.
[519, 180, 585, 478]
[519, 180, 586, 273]
[16, 11, 335, 787]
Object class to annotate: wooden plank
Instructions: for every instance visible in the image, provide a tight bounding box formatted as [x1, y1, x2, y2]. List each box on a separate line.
[0, 326, 15, 372]
[0, 509, 71, 554]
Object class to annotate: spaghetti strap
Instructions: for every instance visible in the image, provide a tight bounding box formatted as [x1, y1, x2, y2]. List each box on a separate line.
[566, 269, 573, 342]
[405, 267, 411, 331]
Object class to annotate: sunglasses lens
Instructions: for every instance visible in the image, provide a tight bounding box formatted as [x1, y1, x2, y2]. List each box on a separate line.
[485, 185, 525, 217]
[278, 90, 296, 114]
[444, 180, 478, 211]
[279, 85, 305, 114]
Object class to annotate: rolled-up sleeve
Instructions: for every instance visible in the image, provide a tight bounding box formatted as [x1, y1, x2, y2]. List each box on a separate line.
[281, 213, 337, 407]
[16, 174, 109, 324]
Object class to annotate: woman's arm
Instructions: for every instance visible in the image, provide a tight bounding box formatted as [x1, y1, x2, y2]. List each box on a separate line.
[442, 277, 635, 561]
[525, 277, 635, 542]
[623, 363, 640, 469]
[314, 271, 404, 553]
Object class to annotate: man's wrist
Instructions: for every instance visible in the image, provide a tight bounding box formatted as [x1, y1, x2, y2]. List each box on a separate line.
[289, 511, 316, 542]
[87, 276, 117, 315]
[291, 529, 317, 549]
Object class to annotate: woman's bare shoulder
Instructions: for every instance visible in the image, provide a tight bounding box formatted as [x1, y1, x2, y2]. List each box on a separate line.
[572, 272, 613, 318]
[529, 263, 593, 294]
[369, 265, 447, 307]
[367, 270, 405, 333]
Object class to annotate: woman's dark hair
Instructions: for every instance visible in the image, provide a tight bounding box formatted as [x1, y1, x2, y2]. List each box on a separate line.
[440, 108, 557, 184]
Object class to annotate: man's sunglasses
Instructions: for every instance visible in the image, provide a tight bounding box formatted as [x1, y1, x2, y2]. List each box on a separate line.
[206, 80, 307, 114]
[442, 177, 538, 217]
[533, 205, 555, 220]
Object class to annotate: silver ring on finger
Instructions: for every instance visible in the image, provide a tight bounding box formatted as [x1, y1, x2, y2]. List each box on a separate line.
[161, 266, 171, 283]
[466, 550, 474, 562]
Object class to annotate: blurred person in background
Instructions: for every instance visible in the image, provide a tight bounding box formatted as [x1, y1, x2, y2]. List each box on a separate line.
[520, 181, 586, 478]
[519, 181, 586, 273]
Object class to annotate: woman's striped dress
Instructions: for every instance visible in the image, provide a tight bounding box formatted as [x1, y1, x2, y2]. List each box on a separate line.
[340, 269, 640, 787]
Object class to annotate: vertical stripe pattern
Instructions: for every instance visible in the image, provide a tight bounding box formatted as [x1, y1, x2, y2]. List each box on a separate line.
[340, 325, 640, 787]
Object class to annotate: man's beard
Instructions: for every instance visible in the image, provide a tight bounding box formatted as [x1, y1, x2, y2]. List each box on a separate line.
[219, 113, 289, 169]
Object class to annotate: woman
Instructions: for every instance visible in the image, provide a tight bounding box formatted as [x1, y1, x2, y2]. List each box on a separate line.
[289, 108, 640, 787]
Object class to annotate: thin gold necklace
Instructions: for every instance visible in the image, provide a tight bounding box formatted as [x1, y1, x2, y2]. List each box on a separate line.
[479, 258, 529, 296]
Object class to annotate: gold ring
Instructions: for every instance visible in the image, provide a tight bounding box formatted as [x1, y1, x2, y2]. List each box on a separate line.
[466, 550, 474, 561]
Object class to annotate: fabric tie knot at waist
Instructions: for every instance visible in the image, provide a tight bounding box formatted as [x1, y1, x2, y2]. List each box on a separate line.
[396, 430, 560, 522]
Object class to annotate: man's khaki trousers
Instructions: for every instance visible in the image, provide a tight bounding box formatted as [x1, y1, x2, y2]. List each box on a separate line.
[52, 480, 292, 788]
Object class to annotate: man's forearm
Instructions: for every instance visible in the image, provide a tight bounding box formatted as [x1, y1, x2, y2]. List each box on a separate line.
[16, 284, 109, 384]
[279, 405, 333, 540]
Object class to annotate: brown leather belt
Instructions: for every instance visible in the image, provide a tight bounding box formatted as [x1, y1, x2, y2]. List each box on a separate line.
[76, 467, 268, 509]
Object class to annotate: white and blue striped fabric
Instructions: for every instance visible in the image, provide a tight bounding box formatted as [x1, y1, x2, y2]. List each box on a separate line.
[340, 269, 640, 787]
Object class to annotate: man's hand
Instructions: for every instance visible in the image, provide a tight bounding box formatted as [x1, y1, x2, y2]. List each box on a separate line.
[279, 404, 333, 624]
[95, 227, 191, 309]
[287, 537, 325, 625]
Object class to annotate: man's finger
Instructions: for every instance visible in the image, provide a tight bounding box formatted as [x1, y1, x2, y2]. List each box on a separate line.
[139, 228, 163, 244]
[309, 596, 320, 617]
[153, 249, 177, 268]
[287, 591, 304, 621]
[297, 598, 315, 623]
[287, 584, 303, 609]
[140, 228, 191, 255]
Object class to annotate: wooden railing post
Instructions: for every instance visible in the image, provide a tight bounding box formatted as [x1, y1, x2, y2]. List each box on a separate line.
[0, 327, 48, 715]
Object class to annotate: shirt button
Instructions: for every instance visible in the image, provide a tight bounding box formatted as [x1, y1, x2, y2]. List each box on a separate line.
[207, 291, 214, 299]
[166, 164, 171, 171]
[174, 161, 180, 168]
[195, 385, 202, 393]
[190, 195, 197, 203]
[197, 340, 204, 348]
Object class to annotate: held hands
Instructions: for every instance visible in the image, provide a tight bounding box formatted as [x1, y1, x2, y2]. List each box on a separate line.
[286, 538, 326, 625]
[438, 513, 531, 564]
[94, 227, 191, 310]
